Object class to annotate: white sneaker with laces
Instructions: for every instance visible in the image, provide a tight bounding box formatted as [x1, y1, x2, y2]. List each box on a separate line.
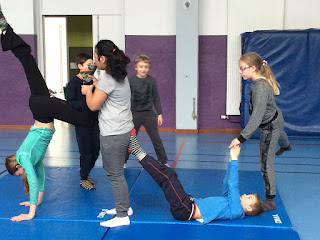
[100, 216, 130, 228]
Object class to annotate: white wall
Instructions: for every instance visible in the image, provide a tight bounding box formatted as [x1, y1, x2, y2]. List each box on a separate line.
[199, 0, 227, 35]
[41, 0, 123, 15]
[125, 0, 227, 35]
[125, 0, 176, 35]
[3, 0, 320, 36]
[0, 0, 34, 34]
[284, 0, 320, 29]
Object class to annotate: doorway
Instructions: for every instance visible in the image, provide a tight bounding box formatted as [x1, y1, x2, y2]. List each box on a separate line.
[43, 16, 93, 99]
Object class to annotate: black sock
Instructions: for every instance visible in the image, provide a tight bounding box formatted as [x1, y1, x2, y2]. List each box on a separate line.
[275, 145, 292, 156]
[263, 198, 276, 211]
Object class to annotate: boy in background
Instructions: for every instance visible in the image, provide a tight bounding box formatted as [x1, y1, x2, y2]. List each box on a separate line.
[127, 55, 168, 166]
[66, 53, 100, 189]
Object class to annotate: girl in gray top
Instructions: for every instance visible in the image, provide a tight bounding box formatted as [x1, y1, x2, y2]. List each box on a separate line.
[229, 52, 291, 212]
[81, 40, 134, 228]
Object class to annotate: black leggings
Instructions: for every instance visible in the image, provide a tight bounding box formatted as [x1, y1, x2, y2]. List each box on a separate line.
[140, 155, 194, 221]
[1, 25, 96, 126]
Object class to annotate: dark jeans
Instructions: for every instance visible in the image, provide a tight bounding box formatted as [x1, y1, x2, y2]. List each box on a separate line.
[75, 125, 100, 180]
[1, 25, 96, 127]
[131, 111, 168, 164]
[140, 155, 194, 221]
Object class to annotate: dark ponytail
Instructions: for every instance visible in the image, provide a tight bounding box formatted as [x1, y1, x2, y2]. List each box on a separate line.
[95, 40, 130, 83]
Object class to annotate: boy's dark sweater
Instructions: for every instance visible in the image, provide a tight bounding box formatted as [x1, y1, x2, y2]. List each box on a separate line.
[129, 75, 162, 114]
[66, 75, 86, 111]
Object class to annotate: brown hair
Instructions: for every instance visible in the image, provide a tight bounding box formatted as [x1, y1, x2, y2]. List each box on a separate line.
[245, 193, 264, 216]
[240, 52, 280, 95]
[5, 154, 30, 196]
[76, 53, 92, 66]
[135, 54, 151, 65]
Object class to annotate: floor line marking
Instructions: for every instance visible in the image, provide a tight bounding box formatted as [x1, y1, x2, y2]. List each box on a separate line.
[171, 141, 185, 169]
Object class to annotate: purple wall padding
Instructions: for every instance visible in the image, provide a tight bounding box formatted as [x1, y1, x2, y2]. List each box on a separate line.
[125, 35, 176, 128]
[0, 35, 37, 125]
[125, 35, 240, 129]
[198, 36, 240, 129]
[0, 34, 240, 129]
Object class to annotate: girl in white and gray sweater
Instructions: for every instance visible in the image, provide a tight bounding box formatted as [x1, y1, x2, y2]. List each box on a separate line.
[229, 52, 291, 212]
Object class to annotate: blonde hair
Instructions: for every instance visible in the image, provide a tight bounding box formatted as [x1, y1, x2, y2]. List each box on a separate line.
[135, 54, 151, 65]
[244, 193, 264, 216]
[5, 154, 30, 196]
[240, 52, 280, 95]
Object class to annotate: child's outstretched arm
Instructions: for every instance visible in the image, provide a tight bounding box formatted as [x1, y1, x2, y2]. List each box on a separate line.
[224, 146, 244, 219]
[230, 145, 241, 161]
[222, 146, 241, 196]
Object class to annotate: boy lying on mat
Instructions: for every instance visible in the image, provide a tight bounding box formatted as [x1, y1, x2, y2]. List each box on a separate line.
[101, 132, 263, 227]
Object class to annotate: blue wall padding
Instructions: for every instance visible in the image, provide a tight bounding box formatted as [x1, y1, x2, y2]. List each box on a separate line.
[104, 223, 299, 240]
[241, 30, 320, 137]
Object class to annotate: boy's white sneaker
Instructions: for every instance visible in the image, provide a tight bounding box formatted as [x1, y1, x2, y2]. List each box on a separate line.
[105, 207, 133, 216]
[100, 216, 130, 228]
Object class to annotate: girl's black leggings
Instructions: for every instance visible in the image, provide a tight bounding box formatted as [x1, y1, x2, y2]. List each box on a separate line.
[1, 25, 96, 126]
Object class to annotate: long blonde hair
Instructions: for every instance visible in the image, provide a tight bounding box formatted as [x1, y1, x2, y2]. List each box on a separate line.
[240, 52, 280, 95]
[5, 154, 30, 196]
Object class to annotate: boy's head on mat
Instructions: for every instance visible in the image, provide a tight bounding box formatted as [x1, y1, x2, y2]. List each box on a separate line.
[5, 154, 30, 196]
[240, 193, 264, 216]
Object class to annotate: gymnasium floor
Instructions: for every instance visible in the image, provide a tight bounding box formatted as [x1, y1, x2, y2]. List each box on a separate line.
[0, 121, 319, 240]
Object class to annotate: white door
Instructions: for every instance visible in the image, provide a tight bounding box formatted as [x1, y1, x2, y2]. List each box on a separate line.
[92, 15, 125, 51]
[43, 17, 68, 95]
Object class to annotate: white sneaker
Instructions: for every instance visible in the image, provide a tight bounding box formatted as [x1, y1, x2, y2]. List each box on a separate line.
[106, 207, 133, 216]
[100, 216, 130, 228]
[195, 218, 204, 223]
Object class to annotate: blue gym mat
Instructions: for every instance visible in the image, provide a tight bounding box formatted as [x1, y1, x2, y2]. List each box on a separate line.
[128, 169, 293, 229]
[0, 167, 141, 240]
[0, 164, 6, 174]
[102, 169, 299, 240]
[0, 219, 107, 240]
[104, 223, 299, 240]
[0, 167, 299, 239]
[0, 167, 142, 220]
